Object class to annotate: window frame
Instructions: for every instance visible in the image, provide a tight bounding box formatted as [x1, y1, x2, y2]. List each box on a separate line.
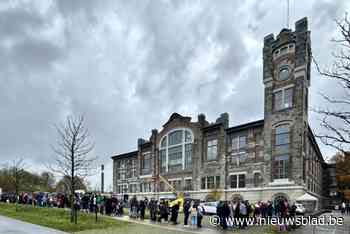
[229, 173, 246, 188]
[273, 86, 294, 111]
[274, 124, 290, 179]
[278, 65, 290, 81]
[206, 138, 218, 161]
[201, 176, 221, 190]
[159, 128, 194, 173]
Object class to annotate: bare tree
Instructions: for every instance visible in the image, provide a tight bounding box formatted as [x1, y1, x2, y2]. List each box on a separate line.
[8, 158, 25, 211]
[313, 14, 350, 154]
[51, 115, 96, 223]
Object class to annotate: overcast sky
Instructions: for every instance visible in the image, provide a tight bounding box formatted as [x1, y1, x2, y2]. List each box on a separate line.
[0, 0, 349, 191]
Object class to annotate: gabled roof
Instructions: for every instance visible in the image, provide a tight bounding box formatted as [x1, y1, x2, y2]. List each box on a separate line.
[162, 112, 191, 127]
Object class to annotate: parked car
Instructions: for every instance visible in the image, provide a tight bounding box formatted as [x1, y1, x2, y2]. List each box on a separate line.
[295, 203, 306, 215]
[200, 201, 218, 215]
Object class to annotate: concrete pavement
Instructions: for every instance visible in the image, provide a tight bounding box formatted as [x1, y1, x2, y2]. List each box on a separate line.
[292, 212, 350, 234]
[0, 215, 67, 234]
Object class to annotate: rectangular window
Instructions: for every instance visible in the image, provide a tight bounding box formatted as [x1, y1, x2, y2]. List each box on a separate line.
[254, 173, 262, 187]
[232, 135, 247, 152]
[159, 149, 167, 173]
[215, 176, 220, 188]
[207, 176, 215, 189]
[141, 152, 151, 175]
[238, 174, 245, 188]
[201, 177, 206, 189]
[184, 178, 192, 191]
[201, 176, 220, 189]
[275, 125, 290, 155]
[274, 90, 283, 110]
[230, 175, 237, 188]
[274, 88, 293, 111]
[207, 139, 218, 160]
[185, 144, 192, 169]
[131, 159, 136, 178]
[275, 155, 289, 179]
[168, 145, 182, 172]
[284, 88, 293, 108]
[230, 173, 246, 188]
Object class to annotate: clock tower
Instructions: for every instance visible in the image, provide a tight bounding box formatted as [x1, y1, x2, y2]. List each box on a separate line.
[262, 18, 311, 186]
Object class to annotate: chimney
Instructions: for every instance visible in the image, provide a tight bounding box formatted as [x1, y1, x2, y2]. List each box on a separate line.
[137, 138, 146, 147]
[198, 113, 206, 124]
[151, 129, 158, 141]
[216, 112, 229, 129]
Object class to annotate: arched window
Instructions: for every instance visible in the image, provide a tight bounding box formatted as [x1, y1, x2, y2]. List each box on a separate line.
[159, 129, 193, 173]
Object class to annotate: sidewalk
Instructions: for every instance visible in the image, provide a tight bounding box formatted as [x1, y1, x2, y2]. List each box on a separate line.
[292, 212, 350, 234]
[0, 215, 68, 234]
[112, 215, 219, 234]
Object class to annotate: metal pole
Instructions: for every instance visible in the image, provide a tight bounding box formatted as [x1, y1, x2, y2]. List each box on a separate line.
[101, 164, 104, 194]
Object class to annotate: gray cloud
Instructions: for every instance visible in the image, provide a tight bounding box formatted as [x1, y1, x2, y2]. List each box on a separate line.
[0, 0, 349, 188]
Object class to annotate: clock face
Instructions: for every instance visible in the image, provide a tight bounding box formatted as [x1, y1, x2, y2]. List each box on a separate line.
[278, 66, 290, 81]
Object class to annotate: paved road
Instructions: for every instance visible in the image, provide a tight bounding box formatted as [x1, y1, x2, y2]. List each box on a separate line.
[0, 215, 67, 234]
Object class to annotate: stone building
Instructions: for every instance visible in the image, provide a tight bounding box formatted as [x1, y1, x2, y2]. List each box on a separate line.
[111, 18, 328, 207]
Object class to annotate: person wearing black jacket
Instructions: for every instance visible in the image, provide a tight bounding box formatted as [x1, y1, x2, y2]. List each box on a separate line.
[170, 203, 180, 225]
[149, 199, 157, 222]
[139, 199, 146, 220]
[216, 201, 224, 229]
[222, 201, 230, 230]
[196, 203, 204, 228]
[183, 200, 191, 226]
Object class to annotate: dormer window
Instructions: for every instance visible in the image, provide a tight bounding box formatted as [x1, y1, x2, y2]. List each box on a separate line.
[278, 66, 290, 81]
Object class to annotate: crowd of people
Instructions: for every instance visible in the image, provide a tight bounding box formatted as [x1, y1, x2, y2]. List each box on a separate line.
[1, 192, 126, 216]
[127, 196, 204, 228]
[215, 199, 297, 230]
[3, 192, 350, 231]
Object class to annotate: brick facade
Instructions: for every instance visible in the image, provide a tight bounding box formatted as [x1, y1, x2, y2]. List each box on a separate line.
[111, 18, 329, 208]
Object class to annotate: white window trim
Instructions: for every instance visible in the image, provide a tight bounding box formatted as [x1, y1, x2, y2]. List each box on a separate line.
[159, 128, 194, 172]
[201, 175, 220, 190]
[168, 178, 182, 182]
[273, 86, 294, 110]
[228, 171, 248, 176]
[231, 135, 247, 154]
[207, 139, 218, 160]
[229, 172, 247, 189]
